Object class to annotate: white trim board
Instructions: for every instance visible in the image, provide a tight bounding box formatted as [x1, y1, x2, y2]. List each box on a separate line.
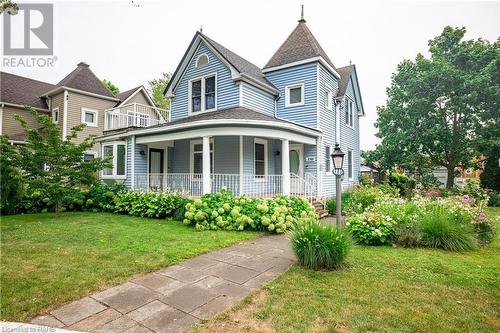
[135, 126, 317, 145]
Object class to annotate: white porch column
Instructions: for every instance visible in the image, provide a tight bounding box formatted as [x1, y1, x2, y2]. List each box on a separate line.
[239, 136, 243, 196]
[202, 136, 211, 194]
[131, 135, 135, 190]
[282, 139, 290, 195]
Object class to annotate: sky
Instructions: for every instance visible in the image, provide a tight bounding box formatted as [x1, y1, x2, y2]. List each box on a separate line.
[2, 0, 499, 150]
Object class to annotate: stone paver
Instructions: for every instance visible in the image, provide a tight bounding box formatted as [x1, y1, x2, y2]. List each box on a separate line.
[50, 297, 107, 326]
[91, 282, 159, 314]
[37, 234, 295, 333]
[30, 314, 65, 328]
[68, 308, 121, 331]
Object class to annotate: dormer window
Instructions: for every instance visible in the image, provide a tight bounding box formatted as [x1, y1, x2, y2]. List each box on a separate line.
[285, 83, 304, 107]
[196, 54, 209, 68]
[189, 74, 217, 113]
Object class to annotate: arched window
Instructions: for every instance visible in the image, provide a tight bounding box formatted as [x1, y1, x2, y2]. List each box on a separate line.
[196, 54, 209, 67]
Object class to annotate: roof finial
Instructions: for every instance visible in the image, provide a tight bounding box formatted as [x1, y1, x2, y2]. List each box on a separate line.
[298, 4, 306, 23]
[349, 58, 352, 65]
[200, 25, 203, 33]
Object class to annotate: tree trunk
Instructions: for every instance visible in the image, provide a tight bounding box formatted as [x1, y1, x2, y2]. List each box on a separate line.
[446, 166, 455, 188]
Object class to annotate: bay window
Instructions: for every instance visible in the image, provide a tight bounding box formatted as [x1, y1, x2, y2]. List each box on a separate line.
[102, 142, 126, 179]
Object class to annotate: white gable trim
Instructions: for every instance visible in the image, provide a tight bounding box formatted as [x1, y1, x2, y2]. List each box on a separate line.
[120, 86, 156, 107]
[165, 36, 239, 98]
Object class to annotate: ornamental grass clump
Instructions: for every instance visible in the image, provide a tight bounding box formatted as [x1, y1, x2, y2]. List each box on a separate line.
[417, 206, 477, 251]
[290, 220, 350, 270]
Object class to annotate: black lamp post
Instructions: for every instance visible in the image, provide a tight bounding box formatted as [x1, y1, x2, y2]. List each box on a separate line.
[330, 143, 345, 227]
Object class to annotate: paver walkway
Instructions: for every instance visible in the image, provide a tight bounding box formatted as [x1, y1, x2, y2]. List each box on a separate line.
[30, 234, 295, 333]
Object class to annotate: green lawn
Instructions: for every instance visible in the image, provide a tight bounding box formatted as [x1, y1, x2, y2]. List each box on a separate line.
[0, 212, 259, 322]
[198, 207, 500, 333]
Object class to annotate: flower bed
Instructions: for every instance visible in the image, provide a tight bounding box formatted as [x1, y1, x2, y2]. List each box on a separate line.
[346, 193, 495, 250]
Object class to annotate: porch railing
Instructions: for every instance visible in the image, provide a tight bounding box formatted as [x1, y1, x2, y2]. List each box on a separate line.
[104, 103, 170, 131]
[133, 173, 317, 200]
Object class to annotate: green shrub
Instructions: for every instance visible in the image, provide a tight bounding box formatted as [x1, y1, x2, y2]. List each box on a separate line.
[86, 182, 125, 212]
[389, 172, 415, 197]
[113, 191, 185, 218]
[290, 220, 350, 270]
[417, 207, 477, 251]
[394, 224, 422, 248]
[173, 197, 192, 221]
[487, 191, 500, 207]
[462, 179, 489, 205]
[345, 186, 389, 214]
[182, 188, 316, 233]
[326, 191, 351, 215]
[346, 211, 396, 245]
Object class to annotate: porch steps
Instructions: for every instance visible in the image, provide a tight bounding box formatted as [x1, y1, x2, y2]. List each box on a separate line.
[311, 198, 329, 219]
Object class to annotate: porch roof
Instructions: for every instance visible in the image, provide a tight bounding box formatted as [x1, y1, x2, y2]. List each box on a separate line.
[98, 107, 321, 145]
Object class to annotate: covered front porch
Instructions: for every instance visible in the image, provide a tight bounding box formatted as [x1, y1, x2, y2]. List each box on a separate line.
[127, 125, 320, 199]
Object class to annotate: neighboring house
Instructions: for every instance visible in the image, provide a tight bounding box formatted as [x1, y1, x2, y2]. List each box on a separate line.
[0, 63, 166, 160]
[433, 166, 482, 188]
[97, 17, 365, 200]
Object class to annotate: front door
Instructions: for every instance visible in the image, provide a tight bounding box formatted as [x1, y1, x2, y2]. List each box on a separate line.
[149, 148, 164, 190]
[289, 144, 304, 193]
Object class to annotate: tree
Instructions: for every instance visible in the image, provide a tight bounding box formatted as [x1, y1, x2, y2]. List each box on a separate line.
[0, 0, 19, 15]
[102, 79, 120, 95]
[375, 26, 499, 188]
[11, 108, 110, 212]
[480, 157, 500, 191]
[148, 72, 171, 109]
[0, 136, 23, 214]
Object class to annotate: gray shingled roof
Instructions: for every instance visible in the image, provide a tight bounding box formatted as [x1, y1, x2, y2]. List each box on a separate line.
[201, 33, 277, 91]
[264, 21, 336, 70]
[0, 71, 54, 109]
[57, 62, 115, 97]
[336, 65, 353, 97]
[103, 107, 320, 136]
[116, 86, 142, 106]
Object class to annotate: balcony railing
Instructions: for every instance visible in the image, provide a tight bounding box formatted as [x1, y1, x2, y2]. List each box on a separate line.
[134, 173, 317, 201]
[104, 103, 170, 131]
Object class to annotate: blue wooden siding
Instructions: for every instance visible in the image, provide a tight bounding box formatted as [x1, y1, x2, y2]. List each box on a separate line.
[339, 76, 361, 191]
[240, 83, 275, 116]
[265, 63, 318, 128]
[125, 140, 147, 187]
[317, 64, 340, 198]
[170, 42, 239, 121]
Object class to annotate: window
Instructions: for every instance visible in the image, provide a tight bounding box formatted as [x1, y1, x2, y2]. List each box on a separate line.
[347, 149, 353, 180]
[285, 83, 304, 107]
[102, 142, 126, 178]
[190, 139, 214, 174]
[325, 91, 333, 110]
[196, 54, 209, 67]
[52, 107, 59, 124]
[83, 152, 96, 162]
[190, 74, 216, 113]
[345, 100, 354, 128]
[254, 138, 268, 178]
[81, 108, 98, 127]
[127, 111, 150, 127]
[325, 145, 331, 172]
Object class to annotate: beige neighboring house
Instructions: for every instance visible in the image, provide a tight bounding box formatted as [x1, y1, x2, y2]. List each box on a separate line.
[0, 62, 167, 159]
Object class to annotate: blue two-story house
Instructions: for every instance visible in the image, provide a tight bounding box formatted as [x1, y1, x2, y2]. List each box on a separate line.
[98, 17, 364, 201]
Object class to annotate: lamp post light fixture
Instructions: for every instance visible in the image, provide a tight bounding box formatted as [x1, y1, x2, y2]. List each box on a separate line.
[330, 143, 345, 227]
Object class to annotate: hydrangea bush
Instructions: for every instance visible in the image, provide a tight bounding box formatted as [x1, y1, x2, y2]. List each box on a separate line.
[346, 211, 396, 245]
[182, 188, 315, 233]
